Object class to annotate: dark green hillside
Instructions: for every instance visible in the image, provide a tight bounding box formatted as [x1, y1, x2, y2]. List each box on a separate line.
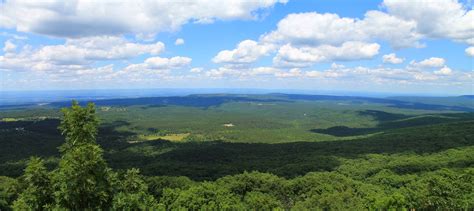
[103, 120, 474, 180]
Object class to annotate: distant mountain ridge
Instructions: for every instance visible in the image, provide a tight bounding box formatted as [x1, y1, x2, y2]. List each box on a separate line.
[1, 93, 472, 113]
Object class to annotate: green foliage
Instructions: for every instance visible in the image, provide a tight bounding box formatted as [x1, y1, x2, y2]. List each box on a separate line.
[112, 169, 160, 210]
[6, 102, 164, 210]
[0, 176, 18, 211]
[288, 172, 379, 210]
[52, 143, 113, 210]
[158, 168, 474, 210]
[146, 176, 195, 200]
[243, 191, 284, 210]
[58, 100, 99, 152]
[216, 171, 287, 203]
[161, 182, 244, 210]
[49, 101, 114, 209]
[12, 157, 53, 210]
[401, 168, 474, 209]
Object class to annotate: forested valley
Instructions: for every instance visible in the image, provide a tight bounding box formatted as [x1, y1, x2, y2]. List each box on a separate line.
[1, 95, 473, 210]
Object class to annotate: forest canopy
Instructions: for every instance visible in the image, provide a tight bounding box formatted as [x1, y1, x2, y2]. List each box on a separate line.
[0, 101, 473, 210]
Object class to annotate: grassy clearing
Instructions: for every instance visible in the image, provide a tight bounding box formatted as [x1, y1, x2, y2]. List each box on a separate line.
[133, 133, 190, 143]
[1, 118, 19, 122]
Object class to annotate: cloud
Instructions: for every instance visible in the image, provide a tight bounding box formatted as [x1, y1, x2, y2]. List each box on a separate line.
[248, 67, 279, 76]
[91, 56, 192, 81]
[198, 63, 468, 88]
[331, 63, 345, 69]
[205, 67, 241, 78]
[0, 0, 287, 38]
[261, 0, 471, 47]
[0, 35, 193, 84]
[413, 72, 439, 81]
[382, 53, 404, 64]
[260, 10, 421, 48]
[305, 70, 344, 78]
[466, 46, 474, 57]
[190, 67, 203, 73]
[75, 64, 115, 76]
[214, 0, 471, 67]
[410, 57, 446, 68]
[0, 36, 166, 73]
[434, 66, 453, 75]
[273, 42, 380, 67]
[175, 38, 185, 46]
[144, 56, 192, 69]
[2, 40, 16, 53]
[274, 68, 302, 78]
[205, 66, 283, 79]
[31, 36, 165, 66]
[213, 40, 275, 64]
[383, 0, 474, 44]
[359, 11, 424, 48]
[0, 32, 28, 40]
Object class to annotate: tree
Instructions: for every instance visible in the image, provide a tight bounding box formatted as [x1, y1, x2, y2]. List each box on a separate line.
[216, 171, 287, 202]
[243, 191, 284, 210]
[52, 140, 114, 210]
[146, 176, 194, 201]
[112, 168, 160, 210]
[288, 172, 377, 210]
[162, 182, 244, 210]
[52, 101, 114, 210]
[0, 176, 19, 211]
[58, 100, 99, 152]
[9, 101, 165, 209]
[12, 157, 53, 210]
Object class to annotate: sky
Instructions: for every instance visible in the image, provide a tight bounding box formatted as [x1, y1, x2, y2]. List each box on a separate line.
[0, 0, 473, 95]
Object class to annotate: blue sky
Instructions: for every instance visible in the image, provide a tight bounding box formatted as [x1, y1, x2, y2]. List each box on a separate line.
[0, 0, 472, 95]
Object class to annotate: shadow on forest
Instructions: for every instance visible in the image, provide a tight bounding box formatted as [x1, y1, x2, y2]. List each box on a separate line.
[107, 120, 474, 180]
[0, 119, 138, 177]
[1, 115, 473, 180]
[311, 110, 474, 137]
[279, 94, 474, 111]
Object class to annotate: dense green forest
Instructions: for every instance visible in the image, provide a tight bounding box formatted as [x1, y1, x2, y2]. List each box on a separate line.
[1, 94, 473, 209]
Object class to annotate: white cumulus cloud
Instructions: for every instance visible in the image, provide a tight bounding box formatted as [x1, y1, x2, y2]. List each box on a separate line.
[214, 0, 472, 67]
[434, 66, 453, 75]
[213, 40, 275, 64]
[144, 56, 192, 69]
[382, 53, 404, 64]
[0, 0, 287, 38]
[383, 0, 474, 45]
[261, 10, 421, 48]
[190, 67, 203, 73]
[2, 40, 16, 53]
[175, 38, 185, 46]
[0, 35, 194, 80]
[273, 42, 380, 67]
[410, 57, 446, 68]
[466, 47, 474, 57]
